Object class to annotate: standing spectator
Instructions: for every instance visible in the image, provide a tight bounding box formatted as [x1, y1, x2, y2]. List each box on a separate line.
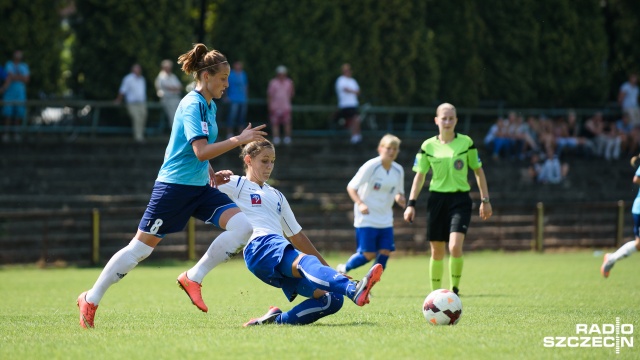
[155, 59, 182, 128]
[403, 103, 492, 295]
[335, 63, 362, 144]
[225, 61, 248, 139]
[115, 63, 147, 143]
[267, 65, 295, 145]
[336, 134, 405, 275]
[618, 73, 639, 126]
[2, 50, 30, 143]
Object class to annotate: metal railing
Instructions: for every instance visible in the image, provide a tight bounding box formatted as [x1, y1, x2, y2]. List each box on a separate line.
[0, 99, 623, 140]
[0, 201, 630, 265]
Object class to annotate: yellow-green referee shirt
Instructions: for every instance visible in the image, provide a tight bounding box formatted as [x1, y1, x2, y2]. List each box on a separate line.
[412, 133, 482, 192]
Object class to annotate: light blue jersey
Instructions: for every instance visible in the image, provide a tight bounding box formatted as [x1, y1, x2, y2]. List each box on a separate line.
[633, 166, 640, 215]
[157, 90, 218, 186]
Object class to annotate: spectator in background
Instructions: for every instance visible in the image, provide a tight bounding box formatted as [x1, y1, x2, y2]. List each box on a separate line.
[335, 63, 362, 144]
[580, 112, 607, 157]
[155, 59, 182, 128]
[618, 73, 639, 126]
[554, 111, 592, 157]
[267, 65, 294, 145]
[616, 111, 640, 157]
[225, 61, 248, 139]
[2, 50, 30, 143]
[115, 63, 147, 143]
[529, 146, 569, 185]
[485, 117, 511, 160]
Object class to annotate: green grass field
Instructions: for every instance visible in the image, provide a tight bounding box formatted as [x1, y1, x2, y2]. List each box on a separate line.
[0, 251, 638, 360]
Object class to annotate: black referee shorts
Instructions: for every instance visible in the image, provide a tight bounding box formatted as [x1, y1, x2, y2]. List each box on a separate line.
[426, 191, 472, 242]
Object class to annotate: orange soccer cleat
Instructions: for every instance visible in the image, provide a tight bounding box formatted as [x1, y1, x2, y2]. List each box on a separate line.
[352, 263, 383, 306]
[77, 291, 98, 329]
[177, 272, 208, 312]
[243, 306, 282, 327]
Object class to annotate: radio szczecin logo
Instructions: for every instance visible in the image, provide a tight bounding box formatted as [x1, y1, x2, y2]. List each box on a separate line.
[543, 318, 634, 354]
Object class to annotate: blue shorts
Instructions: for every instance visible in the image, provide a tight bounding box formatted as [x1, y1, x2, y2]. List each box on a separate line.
[355, 227, 395, 253]
[138, 181, 237, 237]
[633, 213, 640, 238]
[2, 103, 26, 119]
[244, 234, 317, 302]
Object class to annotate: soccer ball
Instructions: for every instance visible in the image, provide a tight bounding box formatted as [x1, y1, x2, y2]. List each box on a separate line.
[422, 289, 463, 326]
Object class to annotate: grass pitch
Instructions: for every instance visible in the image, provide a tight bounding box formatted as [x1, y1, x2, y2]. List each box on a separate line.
[0, 251, 638, 359]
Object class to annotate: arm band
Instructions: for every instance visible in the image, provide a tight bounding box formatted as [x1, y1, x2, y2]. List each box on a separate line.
[407, 199, 417, 207]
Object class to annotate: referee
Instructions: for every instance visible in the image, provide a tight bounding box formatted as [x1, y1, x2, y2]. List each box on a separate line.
[403, 103, 492, 295]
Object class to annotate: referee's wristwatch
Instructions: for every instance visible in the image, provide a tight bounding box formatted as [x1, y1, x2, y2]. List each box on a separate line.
[481, 197, 491, 204]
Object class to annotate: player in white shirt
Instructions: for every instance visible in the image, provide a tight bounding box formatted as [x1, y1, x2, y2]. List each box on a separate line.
[337, 134, 406, 274]
[215, 140, 383, 326]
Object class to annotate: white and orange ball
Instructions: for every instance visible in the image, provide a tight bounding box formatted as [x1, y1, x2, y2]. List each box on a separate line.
[422, 289, 463, 326]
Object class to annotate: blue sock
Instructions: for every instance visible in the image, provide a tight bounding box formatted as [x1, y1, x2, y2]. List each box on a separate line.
[345, 252, 369, 272]
[297, 255, 356, 298]
[375, 254, 389, 269]
[277, 293, 344, 325]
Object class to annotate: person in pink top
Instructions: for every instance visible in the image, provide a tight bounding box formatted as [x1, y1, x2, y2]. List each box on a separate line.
[267, 65, 295, 145]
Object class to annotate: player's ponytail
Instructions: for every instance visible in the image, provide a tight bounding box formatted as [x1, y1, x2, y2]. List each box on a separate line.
[178, 43, 227, 80]
[631, 154, 640, 168]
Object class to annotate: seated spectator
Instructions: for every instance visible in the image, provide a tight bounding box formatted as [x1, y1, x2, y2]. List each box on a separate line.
[616, 111, 640, 157]
[529, 147, 569, 185]
[485, 117, 513, 160]
[603, 116, 621, 161]
[554, 111, 592, 157]
[580, 112, 607, 157]
[537, 116, 557, 156]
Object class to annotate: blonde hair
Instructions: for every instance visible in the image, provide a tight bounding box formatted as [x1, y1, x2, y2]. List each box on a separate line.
[436, 103, 457, 117]
[379, 133, 401, 148]
[240, 140, 274, 172]
[631, 154, 640, 168]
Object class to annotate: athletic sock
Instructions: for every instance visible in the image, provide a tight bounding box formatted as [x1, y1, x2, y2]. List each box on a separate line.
[187, 213, 252, 283]
[345, 252, 369, 272]
[375, 254, 389, 269]
[277, 293, 344, 325]
[297, 255, 356, 298]
[449, 256, 464, 290]
[86, 239, 153, 305]
[430, 258, 444, 291]
[609, 241, 638, 263]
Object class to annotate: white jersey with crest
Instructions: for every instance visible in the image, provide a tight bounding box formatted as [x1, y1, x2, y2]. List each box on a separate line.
[217, 175, 302, 240]
[347, 156, 405, 228]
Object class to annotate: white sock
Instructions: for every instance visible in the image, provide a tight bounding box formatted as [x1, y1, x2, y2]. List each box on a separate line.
[186, 212, 253, 283]
[609, 240, 638, 263]
[86, 239, 153, 305]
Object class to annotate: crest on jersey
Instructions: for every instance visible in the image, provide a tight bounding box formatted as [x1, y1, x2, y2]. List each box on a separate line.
[250, 194, 262, 206]
[373, 182, 381, 190]
[454, 159, 464, 170]
[201, 122, 209, 135]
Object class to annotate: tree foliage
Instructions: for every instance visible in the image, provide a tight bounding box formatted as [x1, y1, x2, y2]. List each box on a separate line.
[2, 0, 639, 109]
[210, 0, 438, 106]
[0, 0, 63, 97]
[69, 0, 193, 99]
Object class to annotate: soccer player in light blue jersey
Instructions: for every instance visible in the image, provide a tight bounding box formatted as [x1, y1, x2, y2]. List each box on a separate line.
[77, 44, 267, 329]
[215, 140, 383, 326]
[601, 154, 640, 278]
